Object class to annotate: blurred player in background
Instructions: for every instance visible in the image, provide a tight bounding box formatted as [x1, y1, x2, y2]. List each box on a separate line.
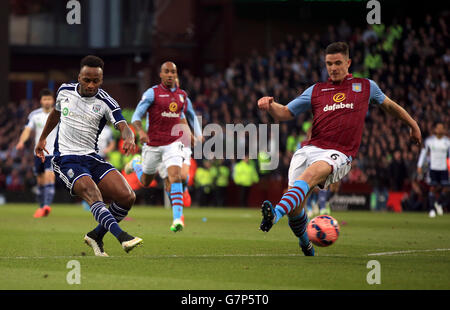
[125, 61, 190, 232]
[16, 89, 57, 218]
[36, 55, 143, 256]
[97, 125, 116, 159]
[317, 182, 340, 215]
[257, 42, 421, 256]
[157, 77, 203, 210]
[417, 122, 449, 217]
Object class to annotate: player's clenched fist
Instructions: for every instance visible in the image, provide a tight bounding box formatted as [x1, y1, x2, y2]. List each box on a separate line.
[257, 96, 273, 111]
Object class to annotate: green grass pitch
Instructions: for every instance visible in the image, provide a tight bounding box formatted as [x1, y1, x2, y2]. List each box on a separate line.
[0, 203, 449, 290]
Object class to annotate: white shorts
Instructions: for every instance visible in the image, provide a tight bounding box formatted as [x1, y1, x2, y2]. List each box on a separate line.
[155, 145, 192, 179]
[288, 145, 352, 189]
[182, 147, 192, 166]
[142, 141, 184, 176]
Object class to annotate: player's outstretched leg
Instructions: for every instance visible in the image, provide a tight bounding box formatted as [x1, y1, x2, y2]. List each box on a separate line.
[260, 180, 310, 232]
[288, 208, 314, 256]
[90, 201, 143, 253]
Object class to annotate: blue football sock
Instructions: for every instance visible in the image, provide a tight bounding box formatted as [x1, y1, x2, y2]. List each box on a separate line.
[274, 180, 309, 224]
[170, 182, 183, 221]
[306, 193, 313, 212]
[43, 183, 55, 206]
[37, 185, 45, 208]
[318, 189, 328, 211]
[288, 208, 310, 247]
[94, 202, 129, 239]
[90, 201, 123, 238]
[132, 161, 144, 183]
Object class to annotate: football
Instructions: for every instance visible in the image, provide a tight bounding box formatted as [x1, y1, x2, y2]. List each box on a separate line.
[307, 215, 340, 247]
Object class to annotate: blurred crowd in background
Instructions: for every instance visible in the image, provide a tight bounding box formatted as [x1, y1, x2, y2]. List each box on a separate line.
[1, 12, 449, 211]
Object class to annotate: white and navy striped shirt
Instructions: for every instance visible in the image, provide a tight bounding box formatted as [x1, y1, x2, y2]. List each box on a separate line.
[54, 83, 126, 156]
[25, 107, 58, 156]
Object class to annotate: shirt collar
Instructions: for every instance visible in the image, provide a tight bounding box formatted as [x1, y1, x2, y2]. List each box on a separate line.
[160, 83, 177, 92]
[327, 73, 353, 84]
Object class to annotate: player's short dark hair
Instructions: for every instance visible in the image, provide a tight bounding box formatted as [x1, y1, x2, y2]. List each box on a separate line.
[39, 88, 53, 99]
[80, 55, 104, 70]
[325, 42, 349, 58]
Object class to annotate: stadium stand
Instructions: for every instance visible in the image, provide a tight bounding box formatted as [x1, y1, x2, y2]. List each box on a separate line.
[2, 11, 449, 211]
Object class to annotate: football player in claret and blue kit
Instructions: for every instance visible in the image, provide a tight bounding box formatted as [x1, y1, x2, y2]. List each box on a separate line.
[257, 42, 422, 256]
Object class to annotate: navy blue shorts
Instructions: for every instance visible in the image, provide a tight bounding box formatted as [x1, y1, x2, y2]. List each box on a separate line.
[51, 153, 116, 196]
[33, 156, 53, 176]
[429, 170, 449, 186]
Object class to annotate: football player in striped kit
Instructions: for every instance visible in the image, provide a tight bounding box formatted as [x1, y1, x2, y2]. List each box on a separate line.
[257, 42, 422, 256]
[36, 55, 143, 256]
[16, 89, 57, 218]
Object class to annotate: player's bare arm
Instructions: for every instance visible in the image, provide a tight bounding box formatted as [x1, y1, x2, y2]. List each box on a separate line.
[35, 109, 61, 162]
[117, 122, 136, 156]
[379, 96, 422, 146]
[16, 126, 32, 150]
[131, 120, 149, 145]
[257, 96, 294, 121]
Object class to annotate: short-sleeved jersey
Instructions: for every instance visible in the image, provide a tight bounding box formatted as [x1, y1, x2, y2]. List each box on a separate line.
[417, 135, 450, 171]
[287, 74, 386, 158]
[132, 83, 187, 147]
[54, 83, 126, 156]
[25, 108, 58, 156]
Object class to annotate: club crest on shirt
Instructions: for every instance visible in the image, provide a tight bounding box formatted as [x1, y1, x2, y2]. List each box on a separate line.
[352, 83, 362, 92]
[169, 102, 178, 112]
[92, 104, 101, 113]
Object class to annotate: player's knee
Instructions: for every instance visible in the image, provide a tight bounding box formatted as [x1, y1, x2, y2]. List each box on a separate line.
[181, 169, 189, 181]
[117, 189, 135, 209]
[168, 172, 182, 184]
[170, 177, 182, 184]
[298, 171, 316, 187]
[126, 190, 136, 208]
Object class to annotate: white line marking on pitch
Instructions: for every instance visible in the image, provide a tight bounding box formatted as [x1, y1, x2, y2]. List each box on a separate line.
[367, 248, 450, 256]
[0, 253, 346, 260]
[2, 249, 448, 260]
